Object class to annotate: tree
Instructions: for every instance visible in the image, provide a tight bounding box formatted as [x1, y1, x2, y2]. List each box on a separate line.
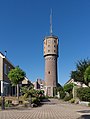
[64, 83, 73, 94]
[71, 71, 79, 81]
[77, 87, 90, 101]
[70, 59, 90, 85]
[21, 85, 34, 99]
[8, 66, 26, 99]
[84, 66, 90, 86]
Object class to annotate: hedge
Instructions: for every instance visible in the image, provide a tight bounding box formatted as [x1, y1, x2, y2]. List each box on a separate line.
[77, 87, 90, 102]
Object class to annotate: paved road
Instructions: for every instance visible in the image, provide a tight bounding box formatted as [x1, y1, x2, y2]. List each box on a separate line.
[0, 99, 90, 119]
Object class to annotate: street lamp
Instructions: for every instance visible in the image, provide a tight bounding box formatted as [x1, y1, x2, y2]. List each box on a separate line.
[72, 79, 75, 98]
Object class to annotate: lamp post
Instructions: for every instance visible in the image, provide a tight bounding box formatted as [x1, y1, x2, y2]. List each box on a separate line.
[72, 79, 75, 98]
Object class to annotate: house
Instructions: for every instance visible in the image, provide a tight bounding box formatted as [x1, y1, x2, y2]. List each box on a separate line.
[33, 78, 45, 90]
[0, 52, 31, 96]
[22, 77, 32, 87]
[0, 52, 15, 96]
[65, 78, 87, 87]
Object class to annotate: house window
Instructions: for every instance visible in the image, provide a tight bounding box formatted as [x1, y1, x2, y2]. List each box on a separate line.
[8, 66, 10, 74]
[4, 63, 7, 75]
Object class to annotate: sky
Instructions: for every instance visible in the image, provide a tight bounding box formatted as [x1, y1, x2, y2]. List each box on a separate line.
[0, 0, 90, 86]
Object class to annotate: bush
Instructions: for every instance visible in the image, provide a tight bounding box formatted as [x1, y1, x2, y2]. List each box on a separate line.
[77, 87, 90, 102]
[5, 101, 12, 107]
[0, 98, 1, 107]
[60, 90, 66, 99]
[64, 93, 73, 101]
[69, 98, 75, 103]
[88, 102, 90, 107]
[23, 101, 29, 107]
[64, 83, 73, 94]
[32, 97, 40, 106]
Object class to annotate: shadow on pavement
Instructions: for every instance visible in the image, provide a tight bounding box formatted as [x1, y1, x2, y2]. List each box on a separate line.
[5, 106, 32, 110]
[41, 99, 57, 105]
[78, 115, 90, 119]
[78, 110, 90, 113]
[77, 110, 90, 119]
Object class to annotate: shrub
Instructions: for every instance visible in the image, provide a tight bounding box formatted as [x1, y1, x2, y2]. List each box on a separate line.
[23, 101, 29, 107]
[64, 83, 73, 94]
[69, 98, 75, 103]
[88, 102, 90, 107]
[32, 97, 40, 106]
[0, 98, 1, 107]
[64, 93, 73, 101]
[77, 87, 90, 102]
[59, 90, 66, 99]
[5, 101, 12, 107]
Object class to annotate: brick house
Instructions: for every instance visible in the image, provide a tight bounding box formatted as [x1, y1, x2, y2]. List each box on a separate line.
[0, 52, 15, 96]
[0, 52, 31, 96]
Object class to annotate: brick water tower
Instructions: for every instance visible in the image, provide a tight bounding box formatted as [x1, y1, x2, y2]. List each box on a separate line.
[43, 11, 59, 97]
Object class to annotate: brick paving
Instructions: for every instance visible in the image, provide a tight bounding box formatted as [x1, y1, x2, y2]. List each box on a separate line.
[0, 99, 90, 119]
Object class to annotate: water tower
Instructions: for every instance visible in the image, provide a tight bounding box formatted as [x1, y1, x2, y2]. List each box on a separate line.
[43, 10, 59, 97]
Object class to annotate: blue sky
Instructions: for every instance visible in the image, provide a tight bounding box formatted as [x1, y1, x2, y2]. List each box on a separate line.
[0, 0, 90, 85]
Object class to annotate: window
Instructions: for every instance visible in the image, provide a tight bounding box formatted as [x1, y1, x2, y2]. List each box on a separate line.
[54, 45, 56, 47]
[8, 66, 10, 74]
[48, 40, 51, 43]
[4, 63, 7, 75]
[48, 50, 50, 52]
[54, 40, 56, 43]
[48, 71, 50, 74]
[48, 45, 50, 47]
[54, 50, 56, 53]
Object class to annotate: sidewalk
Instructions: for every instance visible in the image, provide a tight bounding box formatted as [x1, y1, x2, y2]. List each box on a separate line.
[0, 99, 90, 119]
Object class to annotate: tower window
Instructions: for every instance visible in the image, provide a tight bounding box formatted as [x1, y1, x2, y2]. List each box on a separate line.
[54, 40, 56, 43]
[48, 45, 50, 47]
[48, 40, 51, 43]
[48, 71, 50, 74]
[54, 50, 56, 52]
[48, 50, 50, 52]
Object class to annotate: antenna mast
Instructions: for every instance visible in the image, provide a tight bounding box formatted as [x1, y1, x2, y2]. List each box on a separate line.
[50, 9, 53, 36]
[5, 51, 7, 57]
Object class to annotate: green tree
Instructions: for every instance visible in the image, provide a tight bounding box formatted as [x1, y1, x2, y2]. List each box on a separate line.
[77, 87, 90, 101]
[70, 59, 90, 85]
[8, 66, 26, 99]
[57, 83, 63, 91]
[21, 85, 35, 99]
[64, 83, 73, 94]
[84, 66, 90, 86]
[71, 71, 80, 82]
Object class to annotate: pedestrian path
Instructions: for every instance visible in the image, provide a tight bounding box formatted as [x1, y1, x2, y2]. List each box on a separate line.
[0, 99, 90, 119]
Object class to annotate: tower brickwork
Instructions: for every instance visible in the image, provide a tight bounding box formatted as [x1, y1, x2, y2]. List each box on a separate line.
[44, 36, 58, 97]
